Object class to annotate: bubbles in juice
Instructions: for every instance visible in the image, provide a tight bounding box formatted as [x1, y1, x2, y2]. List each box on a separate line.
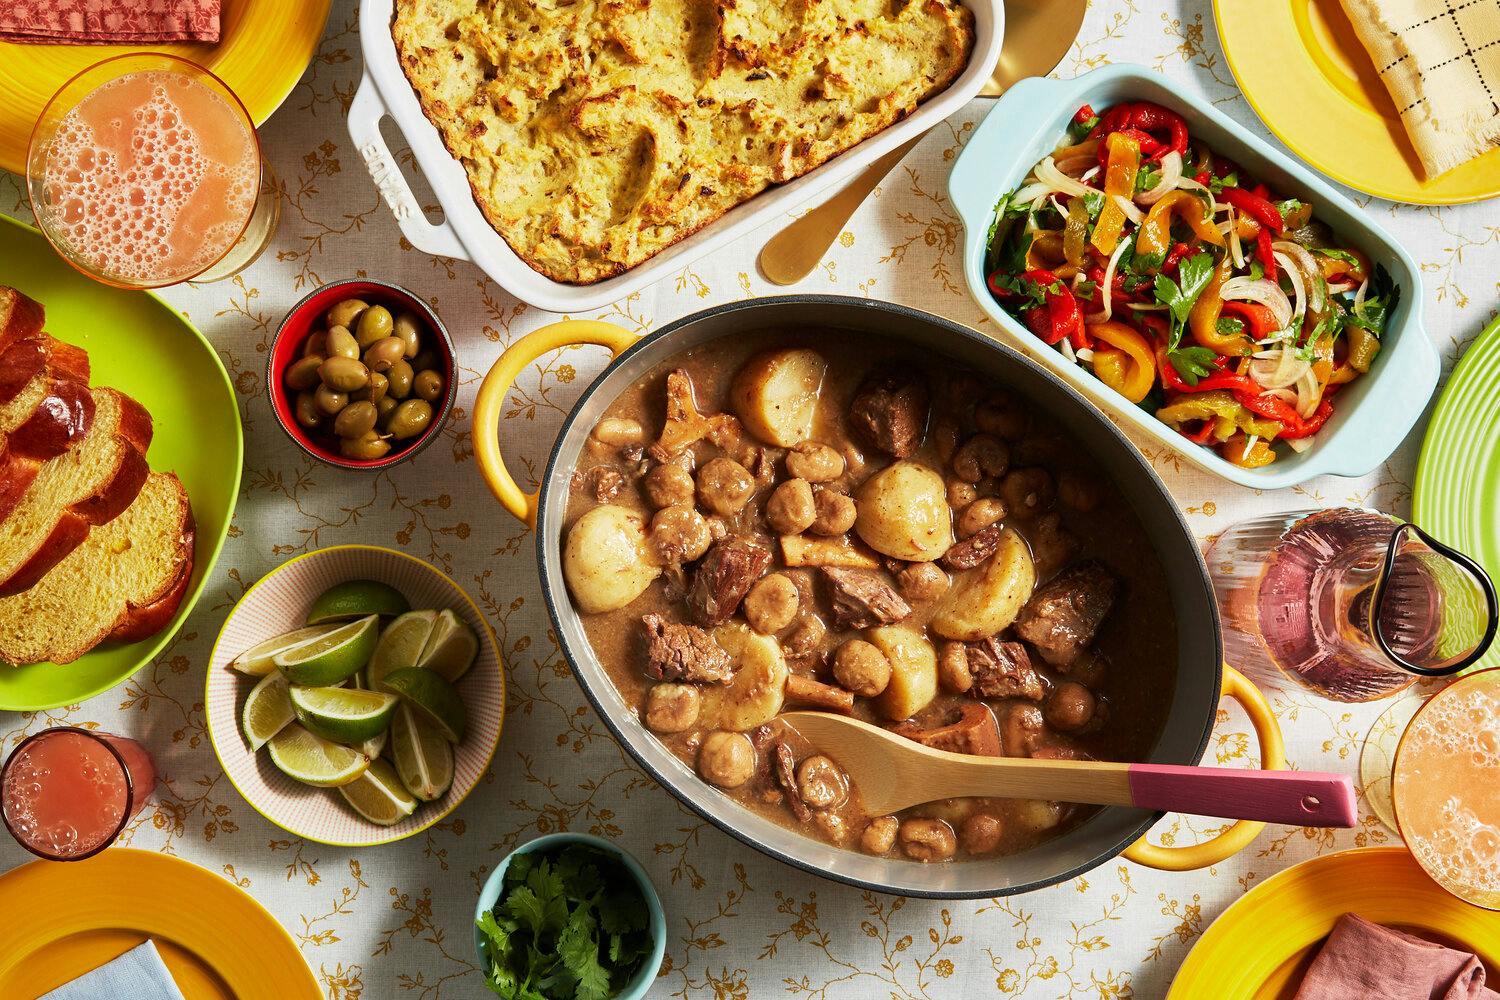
[39, 69, 258, 285]
[0, 730, 131, 859]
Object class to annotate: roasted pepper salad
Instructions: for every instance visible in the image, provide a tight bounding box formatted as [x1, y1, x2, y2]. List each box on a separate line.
[983, 100, 1399, 468]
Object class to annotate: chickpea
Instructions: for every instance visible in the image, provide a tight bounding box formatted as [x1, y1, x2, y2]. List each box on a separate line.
[808, 487, 856, 536]
[592, 417, 644, 447]
[696, 457, 755, 516]
[999, 467, 1055, 518]
[956, 497, 1007, 539]
[952, 433, 1010, 484]
[645, 683, 701, 733]
[649, 505, 713, 564]
[832, 639, 891, 698]
[765, 478, 816, 535]
[796, 755, 849, 809]
[960, 813, 1004, 855]
[896, 562, 949, 602]
[1045, 682, 1097, 732]
[899, 818, 957, 862]
[813, 810, 850, 845]
[861, 816, 899, 855]
[1057, 469, 1104, 512]
[946, 478, 977, 509]
[937, 641, 972, 694]
[744, 574, 800, 634]
[975, 392, 1029, 439]
[786, 615, 826, 656]
[644, 461, 695, 508]
[698, 731, 755, 789]
[785, 442, 845, 482]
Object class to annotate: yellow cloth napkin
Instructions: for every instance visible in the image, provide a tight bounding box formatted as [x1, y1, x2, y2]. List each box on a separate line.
[1337, 0, 1500, 177]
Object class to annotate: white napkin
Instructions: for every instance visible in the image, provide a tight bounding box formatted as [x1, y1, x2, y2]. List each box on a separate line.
[40, 941, 186, 1000]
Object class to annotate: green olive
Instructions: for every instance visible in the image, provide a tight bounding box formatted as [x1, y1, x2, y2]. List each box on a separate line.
[362, 336, 405, 374]
[412, 368, 445, 402]
[285, 355, 325, 392]
[326, 326, 360, 361]
[326, 298, 368, 330]
[387, 398, 434, 440]
[393, 312, 422, 358]
[339, 430, 392, 461]
[352, 371, 388, 405]
[386, 359, 414, 399]
[410, 346, 440, 373]
[294, 390, 322, 429]
[334, 400, 379, 439]
[315, 383, 348, 415]
[375, 395, 398, 424]
[302, 329, 328, 358]
[356, 305, 394, 347]
[318, 356, 371, 392]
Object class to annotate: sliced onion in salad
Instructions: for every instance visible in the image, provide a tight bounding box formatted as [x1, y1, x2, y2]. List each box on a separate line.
[1111, 194, 1145, 226]
[1136, 151, 1183, 206]
[1224, 208, 1244, 269]
[1220, 276, 1293, 329]
[1035, 156, 1100, 199]
[1273, 251, 1308, 328]
[1086, 238, 1133, 325]
[1273, 240, 1327, 319]
[1249, 347, 1311, 389]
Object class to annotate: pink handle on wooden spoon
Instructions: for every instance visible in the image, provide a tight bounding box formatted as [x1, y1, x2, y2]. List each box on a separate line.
[1127, 764, 1357, 827]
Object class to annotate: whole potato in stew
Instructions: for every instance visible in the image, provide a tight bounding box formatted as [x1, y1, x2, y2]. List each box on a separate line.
[563, 505, 661, 613]
[854, 461, 953, 561]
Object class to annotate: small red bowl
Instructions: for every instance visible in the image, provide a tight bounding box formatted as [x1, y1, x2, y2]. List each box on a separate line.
[268, 280, 457, 470]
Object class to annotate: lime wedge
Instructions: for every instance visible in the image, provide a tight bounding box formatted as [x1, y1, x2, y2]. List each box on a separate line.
[230, 625, 340, 676]
[307, 580, 410, 624]
[389, 702, 454, 801]
[351, 671, 390, 759]
[274, 615, 380, 686]
[267, 725, 370, 787]
[338, 758, 419, 826]
[289, 685, 399, 744]
[241, 671, 295, 751]
[417, 609, 479, 682]
[365, 610, 437, 690]
[380, 667, 466, 743]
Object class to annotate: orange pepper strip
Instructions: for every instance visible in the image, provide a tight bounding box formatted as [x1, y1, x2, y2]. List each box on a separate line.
[1219, 434, 1277, 468]
[1136, 190, 1225, 263]
[1090, 321, 1157, 402]
[1189, 255, 1256, 356]
[1089, 132, 1141, 256]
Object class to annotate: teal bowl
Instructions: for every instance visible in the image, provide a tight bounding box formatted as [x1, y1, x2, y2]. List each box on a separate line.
[948, 63, 1439, 489]
[473, 833, 666, 999]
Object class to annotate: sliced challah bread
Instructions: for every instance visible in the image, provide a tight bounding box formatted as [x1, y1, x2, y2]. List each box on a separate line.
[0, 387, 152, 596]
[0, 335, 95, 521]
[0, 287, 44, 352]
[0, 471, 194, 665]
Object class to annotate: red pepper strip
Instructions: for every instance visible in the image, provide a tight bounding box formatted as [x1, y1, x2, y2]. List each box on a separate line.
[1161, 353, 1234, 393]
[1193, 170, 1210, 186]
[1222, 187, 1284, 233]
[1235, 389, 1300, 426]
[1074, 103, 1096, 124]
[1127, 102, 1190, 160]
[1097, 127, 1160, 171]
[1256, 228, 1277, 281]
[1251, 183, 1270, 199]
[1220, 300, 1280, 339]
[1184, 420, 1217, 444]
[1162, 242, 1193, 276]
[987, 271, 1011, 298]
[1181, 371, 1258, 395]
[1278, 396, 1334, 439]
[1018, 269, 1084, 346]
[1088, 103, 1132, 140]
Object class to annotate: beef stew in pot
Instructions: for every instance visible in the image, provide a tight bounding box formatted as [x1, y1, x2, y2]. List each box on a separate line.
[562, 329, 1176, 862]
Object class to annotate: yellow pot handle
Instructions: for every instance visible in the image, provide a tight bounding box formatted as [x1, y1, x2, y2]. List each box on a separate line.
[1121, 664, 1286, 872]
[473, 320, 639, 527]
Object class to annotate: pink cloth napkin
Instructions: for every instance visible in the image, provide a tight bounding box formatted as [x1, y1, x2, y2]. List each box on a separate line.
[1295, 913, 1500, 1000]
[0, 0, 220, 44]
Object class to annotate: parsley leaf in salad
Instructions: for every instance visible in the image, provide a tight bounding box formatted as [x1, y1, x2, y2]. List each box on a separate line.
[1208, 171, 1239, 194]
[1166, 346, 1220, 386]
[1153, 252, 1216, 348]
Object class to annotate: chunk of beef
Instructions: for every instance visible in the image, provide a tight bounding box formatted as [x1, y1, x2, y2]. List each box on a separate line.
[849, 370, 929, 458]
[966, 637, 1046, 700]
[941, 523, 1005, 571]
[574, 465, 625, 503]
[688, 537, 772, 625]
[1014, 560, 1118, 666]
[641, 613, 733, 685]
[891, 702, 1002, 757]
[772, 740, 811, 822]
[820, 567, 912, 629]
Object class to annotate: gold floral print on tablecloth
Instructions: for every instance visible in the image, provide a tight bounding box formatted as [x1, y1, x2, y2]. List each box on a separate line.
[1, 1, 1496, 997]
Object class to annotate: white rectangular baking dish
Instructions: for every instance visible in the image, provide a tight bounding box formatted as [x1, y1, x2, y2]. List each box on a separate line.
[350, 0, 1003, 313]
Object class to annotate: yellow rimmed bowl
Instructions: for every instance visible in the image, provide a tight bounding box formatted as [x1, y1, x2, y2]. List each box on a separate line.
[205, 544, 505, 846]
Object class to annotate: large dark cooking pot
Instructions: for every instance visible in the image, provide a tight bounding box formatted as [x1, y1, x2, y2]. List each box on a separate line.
[472, 295, 1285, 898]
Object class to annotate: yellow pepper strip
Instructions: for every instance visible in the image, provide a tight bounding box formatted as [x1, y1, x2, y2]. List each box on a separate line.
[1089, 132, 1141, 256]
[1090, 321, 1156, 403]
[1024, 233, 1079, 279]
[1318, 248, 1369, 284]
[1063, 197, 1090, 269]
[1189, 255, 1255, 356]
[1136, 190, 1225, 263]
[1328, 362, 1359, 385]
[1346, 324, 1380, 372]
[1219, 434, 1277, 468]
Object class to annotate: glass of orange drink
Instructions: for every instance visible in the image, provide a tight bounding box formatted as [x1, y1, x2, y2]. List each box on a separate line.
[25, 52, 279, 289]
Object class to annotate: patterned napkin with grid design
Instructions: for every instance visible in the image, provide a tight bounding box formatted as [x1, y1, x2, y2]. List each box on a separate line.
[1338, 0, 1500, 177]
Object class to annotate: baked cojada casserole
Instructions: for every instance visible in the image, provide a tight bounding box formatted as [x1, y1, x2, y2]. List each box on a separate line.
[392, 0, 974, 284]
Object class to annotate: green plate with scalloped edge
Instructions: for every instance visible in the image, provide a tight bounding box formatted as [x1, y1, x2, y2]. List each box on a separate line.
[0, 213, 241, 710]
[1413, 313, 1500, 676]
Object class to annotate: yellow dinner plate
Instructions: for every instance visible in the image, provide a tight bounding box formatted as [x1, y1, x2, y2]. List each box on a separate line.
[0, 849, 319, 999]
[1214, 0, 1500, 204]
[1168, 848, 1500, 998]
[0, 0, 332, 176]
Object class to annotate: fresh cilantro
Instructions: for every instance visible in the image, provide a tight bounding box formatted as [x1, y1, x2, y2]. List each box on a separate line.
[1312, 247, 1361, 269]
[1167, 346, 1219, 386]
[1208, 171, 1239, 194]
[1067, 115, 1100, 142]
[1130, 248, 1167, 276]
[1247, 259, 1264, 282]
[1216, 316, 1246, 339]
[1343, 263, 1400, 337]
[1135, 167, 1163, 194]
[990, 272, 1060, 310]
[1153, 252, 1216, 349]
[477, 845, 655, 1000]
[1072, 280, 1098, 301]
[1082, 190, 1105, 220]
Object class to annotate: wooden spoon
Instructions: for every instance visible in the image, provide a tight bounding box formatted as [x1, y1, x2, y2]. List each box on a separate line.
[782, 711, 1358, 827]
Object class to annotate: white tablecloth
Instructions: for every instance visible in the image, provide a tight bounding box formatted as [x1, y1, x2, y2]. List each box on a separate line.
[2, 1, 1495, 996]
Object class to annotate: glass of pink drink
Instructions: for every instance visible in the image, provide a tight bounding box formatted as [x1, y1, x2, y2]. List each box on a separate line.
[1, 727, 156, 861]
[25, 53, 278, 289]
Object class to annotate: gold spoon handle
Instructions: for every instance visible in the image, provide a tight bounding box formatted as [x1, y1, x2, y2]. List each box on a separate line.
[758, 135, 923, 286]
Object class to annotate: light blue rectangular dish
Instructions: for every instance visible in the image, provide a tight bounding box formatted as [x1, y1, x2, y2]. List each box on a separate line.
[948, 64, 1439, 490]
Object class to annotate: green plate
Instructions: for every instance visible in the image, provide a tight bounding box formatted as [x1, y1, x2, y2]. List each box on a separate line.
[1413, 314, 1500, 674]
[0, 214, 242, 710]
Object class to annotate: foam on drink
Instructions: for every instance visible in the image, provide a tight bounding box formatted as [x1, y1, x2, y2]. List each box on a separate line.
[39, 69, 258, 285]
[1, 730, 130, 859]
